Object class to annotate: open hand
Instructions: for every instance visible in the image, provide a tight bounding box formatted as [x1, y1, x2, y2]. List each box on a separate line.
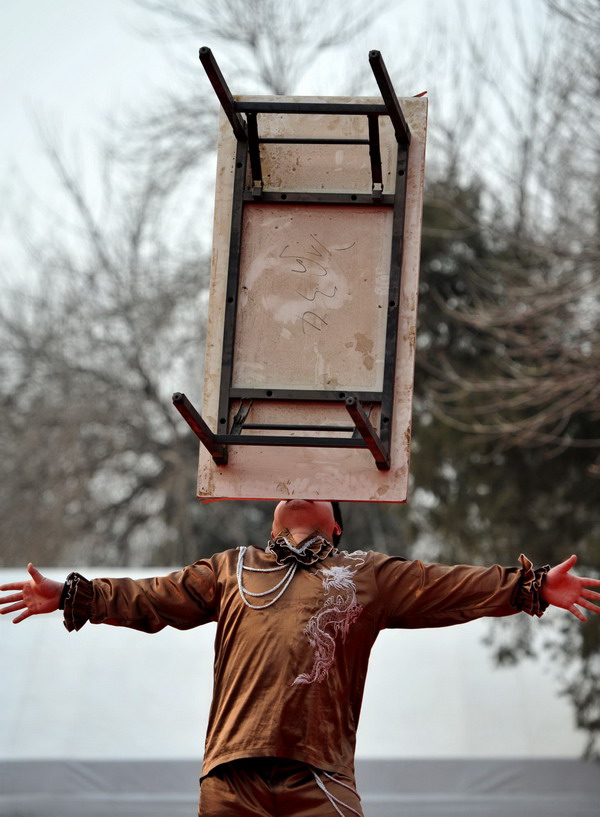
[0, 564, 63, 623]
[542, 555, 600, 622]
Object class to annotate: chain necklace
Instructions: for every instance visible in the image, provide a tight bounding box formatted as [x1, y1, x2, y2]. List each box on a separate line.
[236, 546, 297, 610]
[236, 531, 336, 610]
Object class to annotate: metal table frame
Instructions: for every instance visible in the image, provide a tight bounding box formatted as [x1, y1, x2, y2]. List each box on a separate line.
[174, 48, 411, 471]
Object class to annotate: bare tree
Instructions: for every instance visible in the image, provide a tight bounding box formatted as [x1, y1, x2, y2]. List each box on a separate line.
[417, 0, 600, 470]
[134, 0, 382, 94]
[406, 0, 600, 757]
[0, 0, 386, 567]
[0, 132, 203, 566]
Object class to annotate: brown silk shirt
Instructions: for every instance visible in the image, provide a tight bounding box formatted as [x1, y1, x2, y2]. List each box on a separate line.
[63, 548, 548, 778]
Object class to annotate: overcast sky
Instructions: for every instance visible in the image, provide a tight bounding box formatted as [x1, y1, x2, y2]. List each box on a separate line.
[0, 0, 545, 195]
[1, 1, 163, 176]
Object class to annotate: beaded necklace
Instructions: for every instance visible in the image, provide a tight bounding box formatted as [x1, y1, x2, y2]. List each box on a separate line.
[236, 548, 297, 610]
[236, 531, 336, 610]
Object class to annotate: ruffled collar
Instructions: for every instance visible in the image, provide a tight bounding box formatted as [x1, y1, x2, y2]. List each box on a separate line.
[266, 529, 338, 566]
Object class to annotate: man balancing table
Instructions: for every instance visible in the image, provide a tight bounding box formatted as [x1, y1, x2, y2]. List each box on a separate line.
[2, 499, 600, 816]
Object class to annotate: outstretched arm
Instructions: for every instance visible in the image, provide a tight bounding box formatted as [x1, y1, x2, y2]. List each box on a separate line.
[0, 564, 63, 623]
[541, 554, 600, 622]
[1, 560, 219, 633]
[374, 550, 599, 629]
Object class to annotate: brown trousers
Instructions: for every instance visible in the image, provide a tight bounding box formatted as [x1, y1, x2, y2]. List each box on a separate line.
[199, 757, 364, 817]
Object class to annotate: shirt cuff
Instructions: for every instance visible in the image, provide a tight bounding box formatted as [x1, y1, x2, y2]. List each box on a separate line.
[61, 572, 94, 632]
[514, 554, 550, 617]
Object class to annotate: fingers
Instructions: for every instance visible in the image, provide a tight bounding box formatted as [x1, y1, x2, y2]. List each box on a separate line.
[581, 577, 600, 587]
[1, 602, 26, 615]
[0, 592, 24, 607]
[569, 604, 587, 623]
[12, 609, 32, 624]
[0, 581, 26, 592]
[577, 598, 600, 615]
[558, 554, 578, 573]
[582, 589, 600, 601]
[27, 564, 44, 583]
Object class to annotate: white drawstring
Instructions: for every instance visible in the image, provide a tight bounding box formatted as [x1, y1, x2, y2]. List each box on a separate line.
[311, 769, 362, 817]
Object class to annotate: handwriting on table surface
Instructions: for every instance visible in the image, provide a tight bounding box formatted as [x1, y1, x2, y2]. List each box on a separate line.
[278, 234, 355, 334]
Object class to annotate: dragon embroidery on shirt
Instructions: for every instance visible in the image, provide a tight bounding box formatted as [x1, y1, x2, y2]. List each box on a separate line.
[292, 556, 365, 686]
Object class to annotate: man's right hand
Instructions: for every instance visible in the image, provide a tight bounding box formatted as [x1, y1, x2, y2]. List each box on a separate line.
[0, 564, 63, 623]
